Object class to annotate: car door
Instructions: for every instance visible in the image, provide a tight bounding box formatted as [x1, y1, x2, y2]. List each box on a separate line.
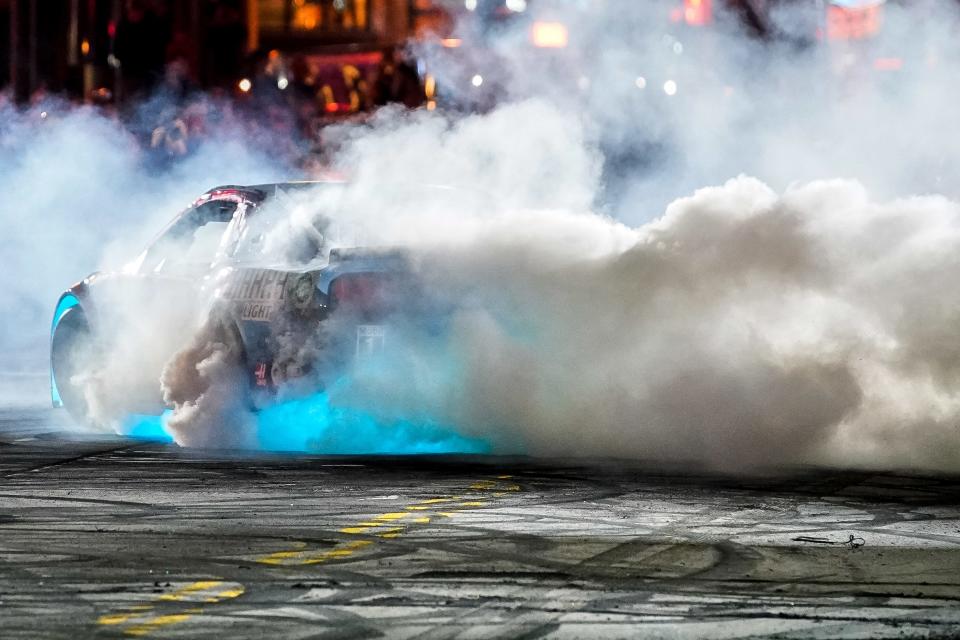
[83, 194, 249, 411]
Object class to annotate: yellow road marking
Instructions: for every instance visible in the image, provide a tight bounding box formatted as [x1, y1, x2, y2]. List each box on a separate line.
[125, 613, 194, 636]
[261, 539, 372, 564]
[203, 586, 245, 602]
[97, 581, 244, 637]
[340, 526, 373, 534]
[374, 512, 409, 521]
[375, 526, 404, 534]
[98, 613, 138, 625]
[255, 476, 521, 566]
[156, 580, 223, 601]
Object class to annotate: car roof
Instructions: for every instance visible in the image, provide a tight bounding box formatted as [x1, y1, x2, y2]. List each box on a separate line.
[249, 180, 346, 195]
[203, 180, 346, 199]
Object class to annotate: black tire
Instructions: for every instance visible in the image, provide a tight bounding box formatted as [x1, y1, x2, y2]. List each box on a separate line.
[50, 306, 97, 425]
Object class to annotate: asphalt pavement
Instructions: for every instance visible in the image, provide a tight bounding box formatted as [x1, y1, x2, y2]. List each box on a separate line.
[2, 406, 960, 639]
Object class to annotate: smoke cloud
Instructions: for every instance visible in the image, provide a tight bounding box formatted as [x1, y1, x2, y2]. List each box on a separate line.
[0, 97, 291, 408]
[5, 2, 960, 472]
[323, 167, 960, 471]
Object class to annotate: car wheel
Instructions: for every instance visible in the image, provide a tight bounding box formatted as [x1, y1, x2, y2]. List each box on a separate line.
[50, 306, 97, 425]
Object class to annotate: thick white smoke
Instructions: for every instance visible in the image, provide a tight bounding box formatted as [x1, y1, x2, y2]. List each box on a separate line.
[333, 168, 960, 472]
[218, 94, 949, 473]
[6, 2, 960, 473]
[0, 97, 291, 410]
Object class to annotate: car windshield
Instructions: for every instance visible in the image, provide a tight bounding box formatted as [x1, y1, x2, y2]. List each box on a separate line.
[141, 199, 240, 275]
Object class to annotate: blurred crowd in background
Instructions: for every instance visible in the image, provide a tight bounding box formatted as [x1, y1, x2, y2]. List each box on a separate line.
[2, 0, 945, 174]
[1, 0, 439, 172]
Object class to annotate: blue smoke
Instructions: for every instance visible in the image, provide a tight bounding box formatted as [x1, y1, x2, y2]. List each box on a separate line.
[118, 412, 175, 443]
[255, 391, 490, 454]
[116, 395, 489, 455]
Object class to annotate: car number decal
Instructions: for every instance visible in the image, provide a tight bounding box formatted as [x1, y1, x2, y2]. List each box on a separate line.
[222, 269, 291, 322]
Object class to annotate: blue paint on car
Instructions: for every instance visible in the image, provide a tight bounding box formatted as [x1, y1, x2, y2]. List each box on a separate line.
[49, 293, 81, 407]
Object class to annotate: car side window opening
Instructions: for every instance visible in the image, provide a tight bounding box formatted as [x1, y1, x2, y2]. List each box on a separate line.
[140, 199, 241, 275]
[233, 191, 339, 267]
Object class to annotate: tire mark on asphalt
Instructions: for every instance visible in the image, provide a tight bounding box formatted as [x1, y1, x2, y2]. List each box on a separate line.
[0, 492, 174, 510]
[0, 443, 136, 479]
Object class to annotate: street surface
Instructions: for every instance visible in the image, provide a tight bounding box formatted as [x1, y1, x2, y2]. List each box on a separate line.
[2, 407, 960, 639]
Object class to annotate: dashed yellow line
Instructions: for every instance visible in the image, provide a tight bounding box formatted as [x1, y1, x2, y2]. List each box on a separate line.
[257, 539, 372, 565]
[125, 613, 194, 637]
[155, 580, 222, 601]
[374, 512, 409, 521]
[254, 475, 522, 567]
[97, 580, 244, 636]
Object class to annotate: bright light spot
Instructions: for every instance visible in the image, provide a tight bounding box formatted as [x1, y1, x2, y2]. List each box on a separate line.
[471, 74, 484, 87]
[635, 76, 647, 89]
[427, 100, 437, 111]
[663, 79, 678, 96]
[673, 41, 684, 54]
[277, 76, 289, 90]
[685, 0, 711, 26]
[465, 0, 477, 10]
[441, 38, 462, 48]
[80, 39, 90, 56]
[505, 0, 527, 11]
[532, 21, 569, 48]
[238, 78, 252, 93]
[39, 111, 48, 119]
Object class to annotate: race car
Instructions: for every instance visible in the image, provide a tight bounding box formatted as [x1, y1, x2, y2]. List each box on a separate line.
[49, 181, 413, 426]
